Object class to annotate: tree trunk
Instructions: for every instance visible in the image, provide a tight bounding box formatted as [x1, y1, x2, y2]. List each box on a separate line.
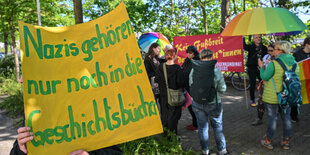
[169, 0, 174, 29]
[36, 0, 41, 26]
[202, 10, 208, 34]
[4, 32, 8, 55]
[73, 0, 83, 24]
[9, 20, 20, 81]
[243, 0, 246, 11]
[197, 0, 208, 34]
[221, 0, 230, 32]
[232, 0, 237, 15]
[269, 0, 275, 7]
[185, 0, 192, 35]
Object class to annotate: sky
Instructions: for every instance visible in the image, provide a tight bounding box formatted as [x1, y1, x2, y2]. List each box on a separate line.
[296, 9, 309, 23]
[292, 0, 310, 23]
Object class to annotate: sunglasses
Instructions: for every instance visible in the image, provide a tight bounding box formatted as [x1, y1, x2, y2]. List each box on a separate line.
[268, 50, 273, 52]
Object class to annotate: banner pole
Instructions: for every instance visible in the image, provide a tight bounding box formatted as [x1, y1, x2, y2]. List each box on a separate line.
[244, 73, 248, 109]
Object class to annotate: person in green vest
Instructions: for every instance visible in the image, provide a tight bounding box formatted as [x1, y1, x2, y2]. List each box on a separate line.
[259, 41, 299, 150]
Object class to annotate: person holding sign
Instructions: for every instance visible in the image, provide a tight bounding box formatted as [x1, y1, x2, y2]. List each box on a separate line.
[10, 126, 122, 155]
[252, 43, 275, 126]
[155, 48, 185, 135]
[243, 34, 267, 107]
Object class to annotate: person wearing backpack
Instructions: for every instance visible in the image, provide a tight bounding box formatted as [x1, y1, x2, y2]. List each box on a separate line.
[243, 34, 268, 107]
[189, 49, 228, 155]
[292, 36, 310, 122]
[259, 41, 300, 150]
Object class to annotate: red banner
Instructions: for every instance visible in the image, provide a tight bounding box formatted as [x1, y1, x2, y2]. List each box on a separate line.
[174, 34, 244, 72]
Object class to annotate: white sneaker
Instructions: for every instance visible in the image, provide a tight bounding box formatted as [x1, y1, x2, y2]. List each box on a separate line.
[202, 150, 209, 155]
[219, 149, 228, 155]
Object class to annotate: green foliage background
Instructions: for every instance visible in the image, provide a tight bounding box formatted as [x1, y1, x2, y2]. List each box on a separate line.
[0, 0, 309, 153]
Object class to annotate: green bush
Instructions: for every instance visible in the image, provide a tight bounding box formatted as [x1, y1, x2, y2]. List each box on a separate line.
[120, 130, 195, 155]
[0, 74, 24, 117]
[0, 74, 22, 95]
[0, 54, 16, 77]
[0, 89, 24, 118]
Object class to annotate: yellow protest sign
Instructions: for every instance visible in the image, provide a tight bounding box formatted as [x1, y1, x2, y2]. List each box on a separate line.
[18, 2, 163, 154]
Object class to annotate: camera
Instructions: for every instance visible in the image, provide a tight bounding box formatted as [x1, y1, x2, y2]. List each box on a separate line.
[256, 46, 263, 60]
[257, 53, 262, 60]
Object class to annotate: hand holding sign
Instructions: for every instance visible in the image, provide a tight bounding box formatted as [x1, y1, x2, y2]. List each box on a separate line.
[17, 127, 33, 154]
[68, 149, 89, 155]
[17, 127, 89, 155]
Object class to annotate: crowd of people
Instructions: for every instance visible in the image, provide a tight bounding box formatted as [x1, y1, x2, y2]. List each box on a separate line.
[144, 35, 309, 154]
[145, 43, 228, 155]
[9, 36, 310, 155]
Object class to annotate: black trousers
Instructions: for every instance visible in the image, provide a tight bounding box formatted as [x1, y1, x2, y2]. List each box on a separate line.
[257, 81, 265, 120]
[188, 105, 197, 127]
[290, 106, 298, 121]
[160, 99, 182, 135]
[248, 66, 261, 101]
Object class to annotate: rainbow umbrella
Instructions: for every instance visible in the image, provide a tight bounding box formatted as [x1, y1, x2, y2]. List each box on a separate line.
[222, 7, 308, 36]
[138, 32, 171, 56]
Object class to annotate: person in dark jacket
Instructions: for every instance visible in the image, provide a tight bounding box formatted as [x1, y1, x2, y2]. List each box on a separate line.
[10, 126, 122, 155]
[144, 43, 161, 81]
[293, 36, 310, 62]
[291, 36, 310, 122]
[243, 34, 267, 107]
[181, 45, 199, 130]
[144, 43, 162, 111]
[252, 43, 275, 126]
[155, 48, 185, 135]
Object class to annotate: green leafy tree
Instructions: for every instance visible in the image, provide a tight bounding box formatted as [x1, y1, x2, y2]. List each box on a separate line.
[83, 0, 149, 34]
[0, 0, 73, 80]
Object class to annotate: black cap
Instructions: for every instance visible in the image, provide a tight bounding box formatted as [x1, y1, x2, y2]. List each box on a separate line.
[186, 45, 199, 56]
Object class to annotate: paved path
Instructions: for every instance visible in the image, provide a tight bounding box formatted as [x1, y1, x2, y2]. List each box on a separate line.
[0, 98, 17, 155]
[179, 85, 310, 155]
[0, 86, 309, 155]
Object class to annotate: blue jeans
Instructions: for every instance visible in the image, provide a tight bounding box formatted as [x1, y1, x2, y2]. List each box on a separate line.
[192, 101, 226, 152]
[265, 102, 292, 139]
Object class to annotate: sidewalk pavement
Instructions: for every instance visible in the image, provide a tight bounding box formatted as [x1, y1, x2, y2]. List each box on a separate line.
[0, 86, 309, 155]
[0, 97, 16, 155]
[178, 85, 310, 155]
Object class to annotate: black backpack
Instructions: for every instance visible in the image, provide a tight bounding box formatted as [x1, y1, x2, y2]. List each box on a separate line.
[190, 59, 217, 104]
[272, 58, 302, 110]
